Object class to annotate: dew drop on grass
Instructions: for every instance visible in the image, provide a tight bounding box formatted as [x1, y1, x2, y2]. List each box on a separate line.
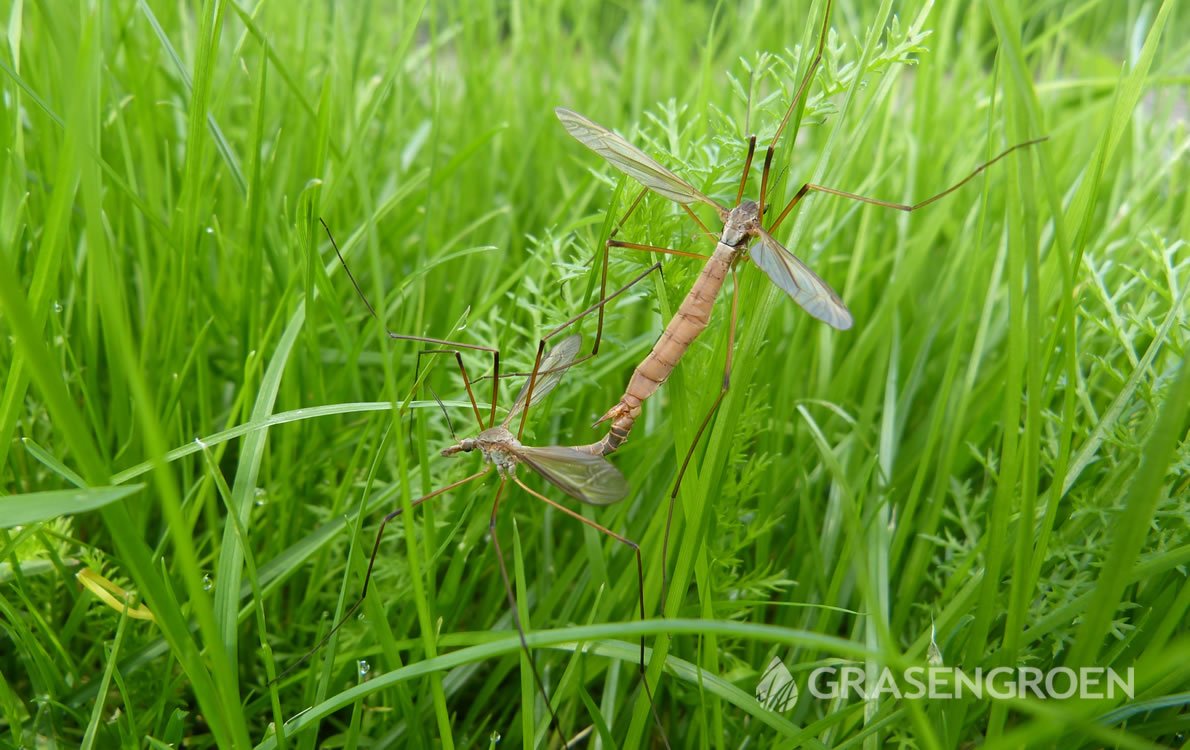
[254, 488, 268, 507]
[202, 574, 214, 592]
[489, 730, 501, 745]
[53, 301, 62, 313]
[357, 659, 370, 678]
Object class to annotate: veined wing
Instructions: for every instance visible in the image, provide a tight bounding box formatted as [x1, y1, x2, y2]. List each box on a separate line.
[503, 334, 583, 426]
[556, 107, 723, 212]
[515, 445, 629, 506]
[751, 229, 853, 330]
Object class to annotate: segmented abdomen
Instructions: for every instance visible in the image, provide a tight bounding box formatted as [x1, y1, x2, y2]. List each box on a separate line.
[581, 242, 736, 455]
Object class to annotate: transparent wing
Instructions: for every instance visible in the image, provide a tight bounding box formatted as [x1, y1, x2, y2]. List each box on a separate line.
[515, 445, 629, 506]
[504, 334, 582, 426]
[556, 107, 723, 211]
[751, 230, 853, 330]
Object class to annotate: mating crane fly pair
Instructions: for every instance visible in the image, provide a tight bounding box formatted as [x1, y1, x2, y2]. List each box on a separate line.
[293, 0, 1045, 744]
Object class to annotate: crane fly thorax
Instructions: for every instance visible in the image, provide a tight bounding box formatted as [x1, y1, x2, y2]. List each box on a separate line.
[475, 426, 521, 475]
[441, 427, 521, 474]
[722, 200, 761, 247]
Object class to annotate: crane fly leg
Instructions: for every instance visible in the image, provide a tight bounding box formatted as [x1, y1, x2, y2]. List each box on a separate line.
[511, 479, 672, 749]
[607, 240, 707, 260]
[735, 135, 758, 206]
[386, 334, 501, 431]
[413, 348, 486, 433]
[760, 0, 833, 218]
[271, 468, 491, 686]
[767, 137, 1049, 233]
[511, 260, 661, 439]
[321, 218, 504, 428]
[595, 183, 716, 356]
[487, 479, 570, 748]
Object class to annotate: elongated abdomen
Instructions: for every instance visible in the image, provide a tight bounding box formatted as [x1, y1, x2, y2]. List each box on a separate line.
[581, 242, 736, 455]
[625, 244, 732, 405]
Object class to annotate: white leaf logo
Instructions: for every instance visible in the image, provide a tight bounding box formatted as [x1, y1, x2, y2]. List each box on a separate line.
[756, 656, 798, 712]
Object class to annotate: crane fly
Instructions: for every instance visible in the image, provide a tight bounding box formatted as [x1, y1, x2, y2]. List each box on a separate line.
[283, 222, 670, 748]
[439, 333, 627, 508]
[555, 0, 1045, 586]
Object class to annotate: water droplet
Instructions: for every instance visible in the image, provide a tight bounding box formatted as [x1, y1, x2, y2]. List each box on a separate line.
[202, 574, 214, 591]
[490, 729, 502, 743]
[357, 659, 370, 678]
[254, 488, 268, 506]
[53, 301, 63, 313]
[205, 226, 215, 234]
[356, 612, 367, 622]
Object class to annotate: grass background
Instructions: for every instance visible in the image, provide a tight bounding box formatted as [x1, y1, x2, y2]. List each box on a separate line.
[2, 0, 1188, 747]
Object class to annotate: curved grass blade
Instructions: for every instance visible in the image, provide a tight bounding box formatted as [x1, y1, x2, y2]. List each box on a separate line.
[0, 485, 145, 528]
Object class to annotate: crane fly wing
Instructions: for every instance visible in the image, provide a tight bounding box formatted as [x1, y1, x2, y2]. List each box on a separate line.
[751, 230, 854, 330]
[504, 334, 583, 426]
[556, 107, 723, 212]
[515, 445, 629, 506]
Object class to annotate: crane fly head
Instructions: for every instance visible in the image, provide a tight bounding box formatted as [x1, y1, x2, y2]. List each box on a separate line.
[441, 437, 475, 457]
[723, 200, 762, 246]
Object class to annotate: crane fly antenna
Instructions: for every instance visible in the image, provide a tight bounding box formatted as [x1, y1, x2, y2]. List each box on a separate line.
[428, 383, 457, 440]
[321, 217, 383, 323]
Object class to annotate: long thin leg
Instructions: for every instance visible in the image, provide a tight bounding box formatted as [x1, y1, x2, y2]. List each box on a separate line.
[414, 349, 486, 431]
[272, 468, 491, 684]
[759, 0, 834, 219]
[590, 186, 650, 358]
[487, 479, 569, 748]
[513, 261, 663, 440]
[609, 187, 649, 242]
[767, 137, 1049, 233]
[589, 184, 715, 357]
[405, 359, 455, 459]
[679, 205, 719, 243]
[321, 219, 504, 427]
[735, 135, 758, 207]
[610, 188, 717, 247]
[477, 260, 666, 391]
[397, 335, 500, 429]
[513, 478, 672, 750]
[607, 240, 707, 261]
[473, 255, 676, 442]
[661, 265, 741, 609]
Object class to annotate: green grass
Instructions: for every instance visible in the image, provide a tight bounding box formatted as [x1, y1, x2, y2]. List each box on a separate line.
[2, 0, 1188, 747]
